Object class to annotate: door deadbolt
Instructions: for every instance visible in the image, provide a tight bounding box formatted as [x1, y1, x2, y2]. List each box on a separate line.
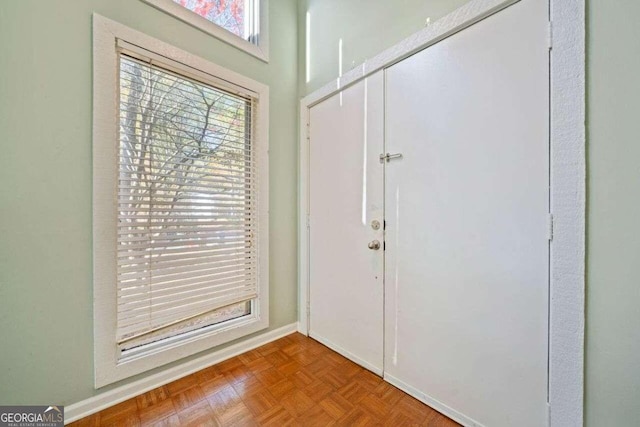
[368, 240, 381, 250]
[371, 220, 381, 230]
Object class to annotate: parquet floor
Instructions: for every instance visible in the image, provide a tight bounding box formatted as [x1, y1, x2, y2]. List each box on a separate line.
[70, 333, 459, 426]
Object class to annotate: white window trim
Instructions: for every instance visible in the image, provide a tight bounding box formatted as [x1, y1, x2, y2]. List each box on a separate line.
[140, 0, 269, 62]
[93, 13, 269, 388]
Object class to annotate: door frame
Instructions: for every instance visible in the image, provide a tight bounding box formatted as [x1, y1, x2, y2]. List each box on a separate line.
[297, 0, 585, 426]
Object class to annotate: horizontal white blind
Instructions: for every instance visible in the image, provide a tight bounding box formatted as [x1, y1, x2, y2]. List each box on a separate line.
[117, 54, 258, 346]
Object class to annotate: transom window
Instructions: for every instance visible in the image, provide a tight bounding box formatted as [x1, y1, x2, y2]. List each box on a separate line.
[173, 0, 256, 41]
[141, 0, 268, 61]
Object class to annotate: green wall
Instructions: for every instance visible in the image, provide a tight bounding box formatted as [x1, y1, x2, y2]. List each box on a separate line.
[0, 0, 298, 405]
[298, 0, 470, 96]
[585, 0, 640, 425]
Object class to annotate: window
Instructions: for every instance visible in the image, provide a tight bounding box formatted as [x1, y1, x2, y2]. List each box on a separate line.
[93, 15, 269, 387]
[117, 55, 257, 354]
[172, 0, 252, 40]
[141, 0, 269, 61]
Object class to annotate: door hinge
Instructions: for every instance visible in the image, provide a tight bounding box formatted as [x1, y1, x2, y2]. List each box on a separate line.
[547, 21, 553, 50]
[306, 122, 310, 141]
[306, 214, 311, 229]
[547, 213, 554, 241]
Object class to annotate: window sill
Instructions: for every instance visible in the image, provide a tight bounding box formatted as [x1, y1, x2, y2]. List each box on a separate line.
[97, 313, 268, 388]
[119, 309, 258, 365]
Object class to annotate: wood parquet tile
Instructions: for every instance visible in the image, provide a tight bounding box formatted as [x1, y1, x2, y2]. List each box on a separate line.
[69, 333, 460, 426]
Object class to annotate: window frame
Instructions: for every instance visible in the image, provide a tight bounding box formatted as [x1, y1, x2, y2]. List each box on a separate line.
[140, 0, 269, 62]
[93, 14, 269, 388]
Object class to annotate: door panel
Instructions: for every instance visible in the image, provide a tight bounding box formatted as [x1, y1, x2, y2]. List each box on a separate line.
[384, 0, 549, 425]
[309, 72, 385, 373]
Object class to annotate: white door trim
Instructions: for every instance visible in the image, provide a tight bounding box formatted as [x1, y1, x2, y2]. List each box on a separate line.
[297, 0, 585, 426]
[548, 0, 586, 425]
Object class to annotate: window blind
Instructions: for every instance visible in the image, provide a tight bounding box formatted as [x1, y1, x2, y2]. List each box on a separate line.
[116, 54, 258, 348]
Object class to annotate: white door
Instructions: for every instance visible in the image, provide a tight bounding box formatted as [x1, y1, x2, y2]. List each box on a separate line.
[384, 0, 549, 426]
[309, 72, 385, 373]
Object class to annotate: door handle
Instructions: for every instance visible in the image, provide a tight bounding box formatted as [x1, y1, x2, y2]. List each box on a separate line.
[368, 240, 381, 250]
[379, 152, 403, 163]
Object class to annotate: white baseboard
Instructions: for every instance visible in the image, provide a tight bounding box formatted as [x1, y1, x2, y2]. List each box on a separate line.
[383, 373, 484, 427]
[296, 321, 308, 336]
[65, 323, 298, 424]
[308, 332, 383, 376]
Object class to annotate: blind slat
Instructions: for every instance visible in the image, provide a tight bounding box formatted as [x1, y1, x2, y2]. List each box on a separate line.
[119, 270, 257, 303]
[117, 164, 256, 181]
[118, 189, 251, 199]
[116, 292, 256, 340]
[118, 284, 257, 324]
[119, 229, 253, 243]
[118, 200, 253, 209]
[118, 257, 256, 281]
[118, 233, 252, 257]
[119, 234, 253, 252]
[117, 283, 256, 325]
[117, 298, 252, 346]
[118, 240, 251, 261]
[118, 203, 253, 212]
[118, 125, 252, 151]
[119, 271, 257, 303]
[120, 225, 254, 236]
[118, 225, 255, 239]
[119, 67, 252, 110]
[118, 252, 255, 274]
[118, 111, 251, 140]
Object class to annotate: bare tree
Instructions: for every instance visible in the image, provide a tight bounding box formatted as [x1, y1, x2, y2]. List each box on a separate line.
[118, 56, 252, 272]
